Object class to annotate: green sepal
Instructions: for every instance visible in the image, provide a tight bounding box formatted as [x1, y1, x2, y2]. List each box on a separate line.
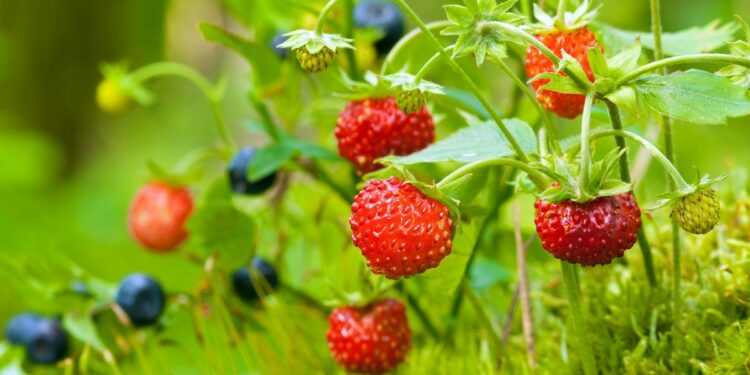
[441, 0, 526, 66]
[529, 50, 592, 95]
[382, 72, 445, 95]
[100, 63, 154, 106]
[715, 16, 750, 88]
[647, 173, 727, 211]
[527, 0, 599, 33]
[278, 29, 353, 54]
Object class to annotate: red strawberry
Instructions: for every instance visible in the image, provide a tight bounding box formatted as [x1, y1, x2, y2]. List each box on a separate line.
[335, 97, 434, 175]
[327, 298, 411, 374]
[350, 177, 453, 279]
[534, 192, 641, 266]
[128, 182, 193, 252]
[525, 27, 600, 119]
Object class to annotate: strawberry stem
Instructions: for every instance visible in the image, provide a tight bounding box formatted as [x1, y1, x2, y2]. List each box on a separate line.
[129, 62, 234, 154]
[614, 54, 750, 87]
[314, 0, 338, 35]
[603, 100, 658, 288]
[436, 158, 547, 191]
[555, 0, 567, 28]
[381, 21, 451, 75]
[391, 0, 532, 163]
[491, 57, 560, 154]
[560, 262, 597, 375]
[578, 94, 595, 201]
[414, 52, 442, 81]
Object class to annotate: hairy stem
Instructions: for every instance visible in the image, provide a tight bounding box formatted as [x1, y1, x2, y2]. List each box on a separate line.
[436, 158, 547, 190]
[314, 0, 339, 35]
[392, 0, 532, 163]
[492, 57, 559, 153]
[561, 262, 597, 375]
[578, 94, 595, 199]
[604, 101, 658, 287]
[615, 54, 750, 86]
[130, 62, 234, 152]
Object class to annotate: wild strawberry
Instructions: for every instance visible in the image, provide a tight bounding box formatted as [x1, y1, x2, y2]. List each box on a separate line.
[128, 182, 193, 252]
[335, 97, 434, 174]
[395, 90, 426, 114]
[350, 177, 453, 279]
[672, 189, 720, 234]
[525, 27, 600, 119]
[534, 192, 641, 266]
[296, 47, 336, 73]
[327, 298, 411, 374]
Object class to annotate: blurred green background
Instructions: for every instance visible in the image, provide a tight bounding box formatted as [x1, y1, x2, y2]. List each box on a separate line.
[0, 0, 749, 354]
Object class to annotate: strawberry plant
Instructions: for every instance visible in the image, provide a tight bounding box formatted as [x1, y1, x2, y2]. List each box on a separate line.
[2, 0, 750, 373]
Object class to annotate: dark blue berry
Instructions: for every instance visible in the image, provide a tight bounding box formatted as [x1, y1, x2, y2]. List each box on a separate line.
[115, 274, 165, 327]
[231, 257, 279, 302]
[354, 0, 404, 55]
[227, 147, 277, 195]
[5, 313, 68, 364]
[271, 32, 289, 59]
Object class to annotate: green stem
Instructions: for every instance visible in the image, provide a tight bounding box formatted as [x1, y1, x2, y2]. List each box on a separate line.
[561, 262, 597, 375]
[392, 0, 532, 163]
[381, 21, 451, 74]
[650, 0, 682, 357]
[492, 57, 560, 154]
[578, 94, 595, 198]
[615, 54, 750, 86]
[603, 100, 657, 287]
[341, 0, 359, 79]
[314, 0, 339, 35]
[436, 158, 547, 190]
[556, 0, 567, 26]
[588, 130, 690, 191]
[481, 21, 593, 92]
[403, 288, 440, 339]
[521, 0, 532, 18]
[414, 52, 442, 81]
[129, 62, 233, 151]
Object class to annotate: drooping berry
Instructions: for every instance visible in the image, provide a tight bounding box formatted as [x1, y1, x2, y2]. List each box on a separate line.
[335, 97, 434, 174]
[350, 177, 453, 279]
[327, 298, 411, 374]
[525, 27, 600, 119]
[128, 182, 193, 252]
[354, 0, 405, 55]
[534, 193, 642, 266]
[227, 147, 277, 195]
[115, 273, 166, 327]
[672, 189, 720, 235]
[296, 47, 336, 73]
[96, 77, 130, 114]
[231, 257, 280, 302]
[5, 313, 69, 364]
[395, 90, 426, 114]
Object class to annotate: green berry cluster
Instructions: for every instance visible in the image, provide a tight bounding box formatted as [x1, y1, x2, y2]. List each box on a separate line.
[296, 47, 336, 73]
[395, 90, 426, 114]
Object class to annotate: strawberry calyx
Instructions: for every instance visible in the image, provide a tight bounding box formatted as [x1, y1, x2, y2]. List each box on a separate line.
[278, 29, 353, 56]
[527, 0, 599, 34]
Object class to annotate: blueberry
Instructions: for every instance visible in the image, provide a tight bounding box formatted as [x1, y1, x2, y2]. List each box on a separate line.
[5, 313, 68, 364]
[231, 257, 279, 302]
[227, 147, 277, 195]
[354, 0, 404, 55]
[115, 273, 165, 327]
[271, 32, 289, 59]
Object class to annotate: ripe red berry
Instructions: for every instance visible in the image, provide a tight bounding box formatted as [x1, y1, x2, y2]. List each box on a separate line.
[534, 192, 641, 266]
[128, 182, 193, 252]
[525, 27, 600, 119]
[327, 298, 411, 374]
[350, 177, 453, 279]
[335, 97, 434, 175]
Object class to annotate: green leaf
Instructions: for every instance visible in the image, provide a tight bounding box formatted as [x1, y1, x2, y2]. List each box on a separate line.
[469, 256, 512, 291]
[382, 119, 536, 165]
[247, 142, 296, 181]
[419, 220, 479, 302]
[187, 178, 256, 267]
[437, 87, 492, 120]
[530, 73, 585, 94]
[632, 69, 750, 125]
[607, 41, 642, 78]
[284, 138, 340, 161]
[0, 343, 26, 375]
[596, 21, 739, 56]
[199, 23, 254, 61]
[63, 312, 106, 351]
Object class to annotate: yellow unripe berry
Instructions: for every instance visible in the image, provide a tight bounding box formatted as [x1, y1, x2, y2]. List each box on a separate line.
[96, 78, 130, 114]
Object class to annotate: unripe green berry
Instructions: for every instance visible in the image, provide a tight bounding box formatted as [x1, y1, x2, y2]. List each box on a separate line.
[672, 189, 720, 235]
[395, 90, 426, 114]
[295, 47, 336, 73]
